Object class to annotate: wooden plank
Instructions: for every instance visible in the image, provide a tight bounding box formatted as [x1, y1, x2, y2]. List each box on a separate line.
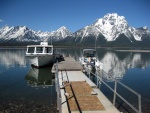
[57, 57, 82, 71]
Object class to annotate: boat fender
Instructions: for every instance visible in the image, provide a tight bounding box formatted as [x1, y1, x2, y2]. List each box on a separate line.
[62, 80, 68, 83]
[60, 85, 65, 89]
[65, 93, 70, 97]
[91, 91, 97, 95]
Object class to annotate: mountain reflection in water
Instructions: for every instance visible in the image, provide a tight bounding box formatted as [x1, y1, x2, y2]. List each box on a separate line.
[0, 48, 27, 68]
[0, 48, 150, 82]
[55, 48, 150, 81]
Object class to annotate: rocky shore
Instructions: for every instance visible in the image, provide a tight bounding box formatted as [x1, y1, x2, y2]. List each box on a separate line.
[0, 100, 58, 113]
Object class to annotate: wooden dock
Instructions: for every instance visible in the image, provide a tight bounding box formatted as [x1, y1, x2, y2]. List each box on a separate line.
[52, 57, 120, 113]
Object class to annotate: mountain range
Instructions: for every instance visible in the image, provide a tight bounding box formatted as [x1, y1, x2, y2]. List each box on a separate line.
[0, 13, 150, 47]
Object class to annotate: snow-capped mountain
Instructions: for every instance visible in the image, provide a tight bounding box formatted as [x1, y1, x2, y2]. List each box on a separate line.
[48, 26, 72, 41]
[0, 25, 72, 43]
[94, 13, 129, 41]
[0, 25, 40, 42]
[0, 13, 150, 46]
[128, 26, 149, 41]
[74, 13, 150, 43]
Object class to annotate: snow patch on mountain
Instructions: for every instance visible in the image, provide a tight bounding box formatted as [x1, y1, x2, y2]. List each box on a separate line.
[127, 26, 149, 41]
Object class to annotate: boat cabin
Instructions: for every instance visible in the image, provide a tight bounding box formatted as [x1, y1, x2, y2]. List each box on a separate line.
[83, 49, 96, 57]
[26, 42, 53, 55]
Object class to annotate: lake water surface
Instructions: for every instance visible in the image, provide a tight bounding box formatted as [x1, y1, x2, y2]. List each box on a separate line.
[0, 48, 57, 113]
[0, 47, 150, 113]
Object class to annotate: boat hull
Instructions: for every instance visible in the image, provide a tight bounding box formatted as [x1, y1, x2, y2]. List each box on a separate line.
[26, 54, 55, 67]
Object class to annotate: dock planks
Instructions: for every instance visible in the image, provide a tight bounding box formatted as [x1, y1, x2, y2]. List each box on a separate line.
[64, 81, 105, 111]
[57, 57, 82, 71]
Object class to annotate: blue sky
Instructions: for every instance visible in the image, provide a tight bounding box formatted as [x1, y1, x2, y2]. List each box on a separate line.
[0, 0, 150, 32]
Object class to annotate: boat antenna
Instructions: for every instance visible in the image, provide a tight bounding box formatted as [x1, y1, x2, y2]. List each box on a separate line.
[51, 27, 52, 45]
[95, 35, 97, 51]
[51, 36, 52, 45]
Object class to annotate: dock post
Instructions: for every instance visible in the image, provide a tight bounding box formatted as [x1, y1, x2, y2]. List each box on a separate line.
[96, 70, 99, 87]
[113, 80, 117, 105]
[138, 95, 142, 113]
[55, 61, 62, 112]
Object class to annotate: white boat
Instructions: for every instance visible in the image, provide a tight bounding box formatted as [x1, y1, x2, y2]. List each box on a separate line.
[79, 49, 103, 70]
[26, 42, 55, 68]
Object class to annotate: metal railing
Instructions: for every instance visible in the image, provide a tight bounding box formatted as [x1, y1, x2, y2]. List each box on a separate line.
[55, 59, 142, 113]
[85, 67, 142, 113]
[55, 61, 62, 113]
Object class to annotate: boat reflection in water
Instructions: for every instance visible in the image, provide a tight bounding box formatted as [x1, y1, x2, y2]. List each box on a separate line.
[25, 66, 55, 88]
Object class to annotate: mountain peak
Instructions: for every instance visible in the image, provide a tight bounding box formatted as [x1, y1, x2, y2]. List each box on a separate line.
[93, 13, 128, 41]
[105, 13, 119, 17]
[103, 13, 127, 24]
[143, 26, 148, 30]
[57, 26, 67, 31]
[53, 26, 72, 39]
[94, 13, 128, 26]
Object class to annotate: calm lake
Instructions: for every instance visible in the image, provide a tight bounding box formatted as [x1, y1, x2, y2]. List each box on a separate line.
[0, 47, 150, 113]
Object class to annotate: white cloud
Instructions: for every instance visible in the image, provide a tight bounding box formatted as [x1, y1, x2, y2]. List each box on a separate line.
[0, 19, 4, 22]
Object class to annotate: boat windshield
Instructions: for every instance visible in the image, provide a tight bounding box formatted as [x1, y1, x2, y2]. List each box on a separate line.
[36, 47, 43, 53]
[28, 47, 34, 53]
[27, 46, 53, 54]
[83, 50, 95, 57]
[45, 47, 52, 53]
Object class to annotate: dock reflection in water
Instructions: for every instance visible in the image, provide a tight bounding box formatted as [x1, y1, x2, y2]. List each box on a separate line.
[25, 66, 55, 87]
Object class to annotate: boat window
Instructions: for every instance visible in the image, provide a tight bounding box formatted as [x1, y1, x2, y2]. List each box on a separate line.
[83, 50, 95, 57]
[28, 47, 34, 53]
[36, 47, 43, 53]
[45, 47, 52, 53]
